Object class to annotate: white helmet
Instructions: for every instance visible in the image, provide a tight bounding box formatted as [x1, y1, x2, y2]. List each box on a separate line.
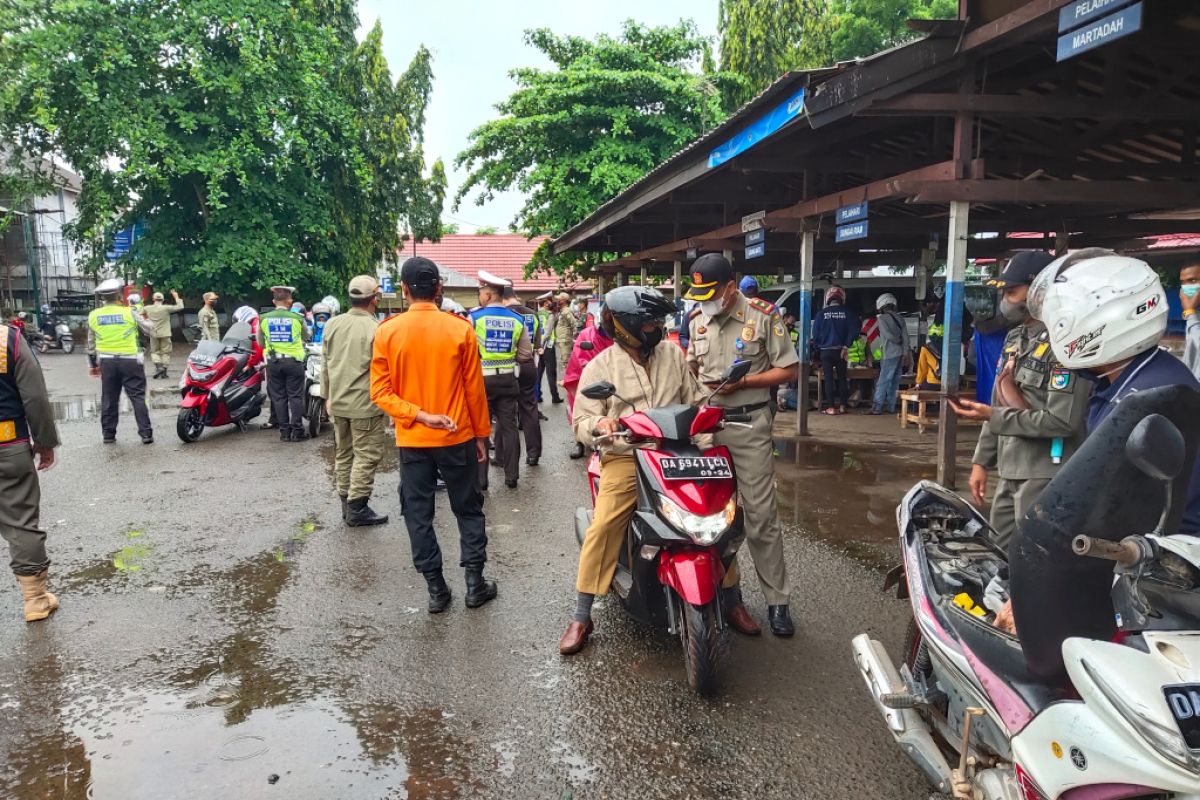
[320, 295, 341, 315]
[95, 277, 123, 296]
[1029, 248, 1167, 370]
[312, 302, 332, 317]
[441, 298, 467, 315]
[233, 305, 258, 324]
[876, 292, 898, 311]
[127, 293, 142, 306]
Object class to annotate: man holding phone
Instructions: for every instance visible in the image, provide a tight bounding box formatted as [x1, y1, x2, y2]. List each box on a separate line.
[950, 252, 1090, 549]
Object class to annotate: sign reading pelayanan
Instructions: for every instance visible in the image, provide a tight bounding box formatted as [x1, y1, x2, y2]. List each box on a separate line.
[1058, 0, 1136, 32]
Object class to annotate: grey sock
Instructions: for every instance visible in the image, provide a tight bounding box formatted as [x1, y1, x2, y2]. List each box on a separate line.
[572, 592, 595, 623]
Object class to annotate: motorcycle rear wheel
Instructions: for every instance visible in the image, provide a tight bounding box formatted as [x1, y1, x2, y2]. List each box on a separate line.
[679, 600, 722, 695]
[61, 338, 74, 354]
[177, 407, 205, 443]
[306, 396, 322, 438]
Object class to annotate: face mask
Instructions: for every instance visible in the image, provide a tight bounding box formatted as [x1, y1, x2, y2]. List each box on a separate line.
[640, 326, 664, 355]
[1183, 284, 1200, 298]
[999, 298, 1028, 324]
[699, 300, 724, 317]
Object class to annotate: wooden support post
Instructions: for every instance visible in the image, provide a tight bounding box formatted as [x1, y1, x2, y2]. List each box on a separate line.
[616, 271, 626, 288]
[797, 231, 815, 437]
[596, 274, 607, 295]
[639, 262, 648, 285]
[937, 200, 969, 487]
[672, 260, 682, 300]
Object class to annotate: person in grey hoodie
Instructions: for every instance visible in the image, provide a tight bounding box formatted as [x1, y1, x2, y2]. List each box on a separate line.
[1182, 261, 1200, 380]
[870, 293, 911, 414]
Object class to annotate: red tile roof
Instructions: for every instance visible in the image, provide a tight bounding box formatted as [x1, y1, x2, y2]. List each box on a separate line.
[1146, 233, 1200, 249]
[398, 234, 586, 293]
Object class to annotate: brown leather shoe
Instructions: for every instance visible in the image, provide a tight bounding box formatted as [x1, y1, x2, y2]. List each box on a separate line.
[725, 602, 762, 636]
[559, 619, 594, 655]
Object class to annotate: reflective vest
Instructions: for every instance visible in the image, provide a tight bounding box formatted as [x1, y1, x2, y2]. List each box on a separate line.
[469, 306, 525, 370]
[516, 305, 541, 348]
[538, 310, 554, 346]
[261, 309, 306, 360]
[0, 325, 29, 444]
[88, 303, 140, 355]
[847, 337, 866, 364]
[927, 322, 945, 339]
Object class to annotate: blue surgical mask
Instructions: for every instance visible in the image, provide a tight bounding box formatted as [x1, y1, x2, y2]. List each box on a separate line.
[1183, 284, 1200, 299]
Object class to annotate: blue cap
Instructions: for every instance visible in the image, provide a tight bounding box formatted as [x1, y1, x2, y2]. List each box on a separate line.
[739, 276, 759, 293]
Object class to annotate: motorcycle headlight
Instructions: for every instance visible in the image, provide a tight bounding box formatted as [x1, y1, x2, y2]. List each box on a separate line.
[658, 494, 736, 545]
[1083, 660, 1198, 772]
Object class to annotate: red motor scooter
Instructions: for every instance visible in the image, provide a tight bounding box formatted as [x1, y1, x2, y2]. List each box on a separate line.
[177, 321, 266, 443]
[575, 360, 753, 694]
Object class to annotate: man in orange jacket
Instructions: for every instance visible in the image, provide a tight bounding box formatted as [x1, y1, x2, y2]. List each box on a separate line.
[370, 257, 498, 613]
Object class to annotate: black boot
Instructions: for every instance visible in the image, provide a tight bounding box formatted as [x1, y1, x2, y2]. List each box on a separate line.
[346, 497, 388, 527]
[425, 571, 452, 614]
[339, 495, 348, 521]
[768, 605, 795, 637]
[569, 442, 585, 459]
[464, 565, 497, 608]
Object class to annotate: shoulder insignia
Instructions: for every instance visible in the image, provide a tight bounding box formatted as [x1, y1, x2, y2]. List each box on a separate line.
[773, 324, 786, 337]
[1033, 342, 1049, 360]
[1050, 368, 1072, 391]
[748, 297, 774, 316]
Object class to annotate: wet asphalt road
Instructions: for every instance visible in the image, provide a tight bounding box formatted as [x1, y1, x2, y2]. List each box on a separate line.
[1, 351, 929, 800]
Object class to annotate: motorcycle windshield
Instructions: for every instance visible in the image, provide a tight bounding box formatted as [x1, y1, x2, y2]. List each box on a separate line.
[1011, 384, 1200, 682]
[221, 321, 254, 353]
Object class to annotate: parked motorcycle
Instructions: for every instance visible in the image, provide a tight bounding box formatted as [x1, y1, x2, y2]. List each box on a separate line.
[303, 342, 326, 437]
[852, 384, 1200, 800]
[176, 321, 266, 443]
[575, 359, 752, 694]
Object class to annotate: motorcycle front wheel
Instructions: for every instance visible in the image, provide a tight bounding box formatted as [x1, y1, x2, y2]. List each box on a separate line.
[306, 396, 322, 438]
[60, 338, 74, 354]
[177, 407, 205, 443]
[679, 599, 722, 695]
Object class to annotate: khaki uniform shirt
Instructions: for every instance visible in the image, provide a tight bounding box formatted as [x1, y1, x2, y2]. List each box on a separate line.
[4, 325, 60, 448]
[973, 320, 1090, 480]
[555, 309, 579, 352]
[687, 292, 798, 407]
[573, 341, 707, 456]
[321, 309, 382, 419]
[197, 306, 220, 341]
[143, 301, 184, 337]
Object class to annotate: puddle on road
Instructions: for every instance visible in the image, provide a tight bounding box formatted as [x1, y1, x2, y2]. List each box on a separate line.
[52, 392, 178, 421]
[773, 437, 934, 568]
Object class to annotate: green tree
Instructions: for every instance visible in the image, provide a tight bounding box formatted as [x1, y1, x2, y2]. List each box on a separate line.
[0, 0, 443, 301]
[455, 20, 737, 276]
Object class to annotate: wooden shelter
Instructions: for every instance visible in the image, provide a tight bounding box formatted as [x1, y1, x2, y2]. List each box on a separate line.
[553, 0, 1200, 486]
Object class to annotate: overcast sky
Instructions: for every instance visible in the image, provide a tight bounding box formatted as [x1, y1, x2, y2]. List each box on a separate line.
[356, 0, 718, 232]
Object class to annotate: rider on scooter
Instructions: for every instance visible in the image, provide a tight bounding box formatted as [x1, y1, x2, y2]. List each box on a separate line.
[559, 286, 709, 655]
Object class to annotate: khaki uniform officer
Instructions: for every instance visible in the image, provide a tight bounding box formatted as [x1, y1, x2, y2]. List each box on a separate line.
[952, 252, 1090, 549]
[322, 275, 389, 527]
[686, 253, 800, 637]
[143, 289, 184, 379]
[0, 320, 62, 622]
[555, 293, 579, 376]
[197, 292, 221, 341]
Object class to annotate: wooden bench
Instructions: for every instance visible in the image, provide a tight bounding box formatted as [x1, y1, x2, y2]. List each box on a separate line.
[898, 390, 942, 434]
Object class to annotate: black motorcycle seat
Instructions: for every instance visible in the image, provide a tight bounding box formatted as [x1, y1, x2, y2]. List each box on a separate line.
[941, 599, 1066, 713]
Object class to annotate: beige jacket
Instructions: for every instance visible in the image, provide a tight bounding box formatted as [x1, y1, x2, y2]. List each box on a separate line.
[143, 300, 184, 338]
[321, 309, 382, 419]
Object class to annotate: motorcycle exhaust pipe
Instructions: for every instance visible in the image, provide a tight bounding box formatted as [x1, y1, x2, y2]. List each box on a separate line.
[850, 634, 954, 792]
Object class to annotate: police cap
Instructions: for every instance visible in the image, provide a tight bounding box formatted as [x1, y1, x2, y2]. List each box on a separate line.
[989, 251, 1055, 289]
[684, 254, 735, 301]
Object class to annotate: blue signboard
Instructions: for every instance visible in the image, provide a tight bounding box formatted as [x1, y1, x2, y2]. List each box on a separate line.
[105, 220, 146, 261]
[745, 242, 766, 260]
[708, 88, 806, 168]
[744, 228, 765, 246]
[1056, 2, 1141, 62]
[835, 221, 869, 243]
[1058, 0, 1135, 32]
[836, 201, 869, 225]
[379, 274, 394, 293]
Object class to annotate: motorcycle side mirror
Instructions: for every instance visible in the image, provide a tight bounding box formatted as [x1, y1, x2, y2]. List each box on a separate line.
[577, 341, 595, 352]
[723, 359, 752, 383]
[581, 381, 616, 401]
[1126, 413, 1185, 482]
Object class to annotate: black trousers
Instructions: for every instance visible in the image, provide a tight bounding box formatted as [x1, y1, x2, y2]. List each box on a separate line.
[267, 358, 305, 435]
[100, 358, 152, 438]
[536, 346, 561, 401]
[399, 440, 488, 574]
[481, 373, 520, 486]
[820, 349, 849, 408]
[516, 362, 542, 460]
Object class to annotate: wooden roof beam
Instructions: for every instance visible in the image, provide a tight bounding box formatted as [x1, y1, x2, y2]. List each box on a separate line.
[899, 179, 1200, 206]
[863, 93, 1200, 120]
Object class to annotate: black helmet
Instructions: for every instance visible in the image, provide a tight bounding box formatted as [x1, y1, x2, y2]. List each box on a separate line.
[601, 286, 675, 356]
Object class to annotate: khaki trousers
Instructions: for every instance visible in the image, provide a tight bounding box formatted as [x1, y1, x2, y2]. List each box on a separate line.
[333, 414, 387, 501]
[989, 477, 1049, 552]
[714, 406, 791, 605]
[150, 336, 173, 367]
[0, 444, 49, 576]
[576, 454, 638, 595]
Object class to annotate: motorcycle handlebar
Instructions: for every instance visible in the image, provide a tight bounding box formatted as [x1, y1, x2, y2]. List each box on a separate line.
[1071, 535, 1147, 567]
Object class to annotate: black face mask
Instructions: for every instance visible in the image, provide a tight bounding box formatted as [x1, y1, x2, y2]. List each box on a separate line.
[640, 326, 664, 356]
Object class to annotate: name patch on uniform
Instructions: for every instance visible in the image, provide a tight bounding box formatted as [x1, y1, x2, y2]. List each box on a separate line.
[267, 318, 295, 343]
[97, 314, 126, 325]
[482, 317, 517, 353]
[1050, 369, 1072, 391]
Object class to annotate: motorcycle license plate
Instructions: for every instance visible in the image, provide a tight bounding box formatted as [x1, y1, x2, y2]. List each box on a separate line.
[1163, 684, 1200, 750]
[658, 456, 732, 480]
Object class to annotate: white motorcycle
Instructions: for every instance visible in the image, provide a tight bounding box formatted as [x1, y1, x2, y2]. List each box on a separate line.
[853, 385, 1200, 800]
[303, 342, 326, 438]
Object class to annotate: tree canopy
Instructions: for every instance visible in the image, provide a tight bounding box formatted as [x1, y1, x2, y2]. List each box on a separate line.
[0, 0, 444, 301]
[718, 0, 958, 110]
[454, 20, 738, 276]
